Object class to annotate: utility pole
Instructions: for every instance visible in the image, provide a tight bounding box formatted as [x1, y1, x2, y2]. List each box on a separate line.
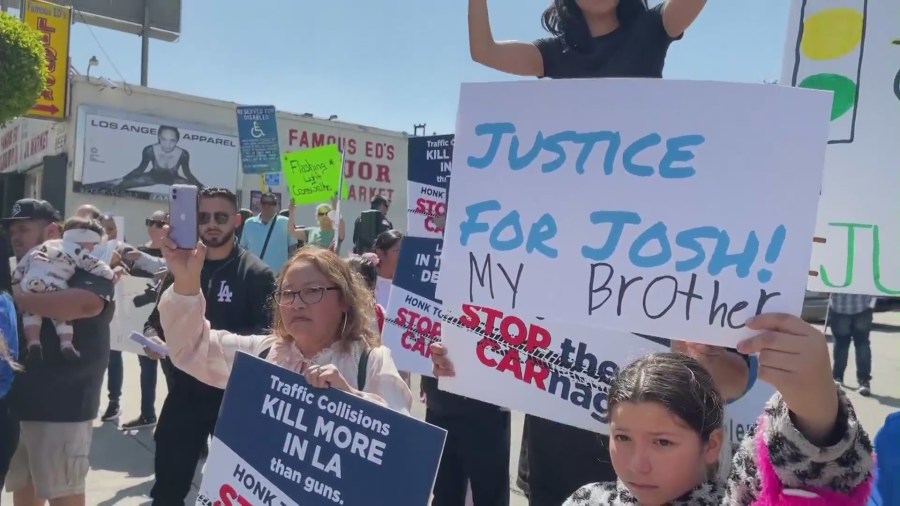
[140, 0, 150, 86]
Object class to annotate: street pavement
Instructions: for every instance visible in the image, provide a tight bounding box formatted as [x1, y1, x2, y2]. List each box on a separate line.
[2, 312, 898, 506]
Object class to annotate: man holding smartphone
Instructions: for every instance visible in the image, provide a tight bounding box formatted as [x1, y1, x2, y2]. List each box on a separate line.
[143, 187, 276, 505]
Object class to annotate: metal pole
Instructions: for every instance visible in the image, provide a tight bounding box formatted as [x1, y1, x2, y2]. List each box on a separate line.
[140, 0, 150, 86]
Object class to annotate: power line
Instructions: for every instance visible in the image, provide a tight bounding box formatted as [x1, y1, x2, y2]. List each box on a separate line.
[73, 9, 128, 86]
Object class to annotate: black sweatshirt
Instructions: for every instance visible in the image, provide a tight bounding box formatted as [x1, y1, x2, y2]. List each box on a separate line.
[145, 245, 276, 405]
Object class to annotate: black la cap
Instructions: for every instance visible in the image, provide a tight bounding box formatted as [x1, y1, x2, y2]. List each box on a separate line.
[1, 198, 62, 225]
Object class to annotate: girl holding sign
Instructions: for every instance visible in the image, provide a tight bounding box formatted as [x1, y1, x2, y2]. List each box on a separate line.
[562, 319, 874, 505]
[468, 0, 707, 79]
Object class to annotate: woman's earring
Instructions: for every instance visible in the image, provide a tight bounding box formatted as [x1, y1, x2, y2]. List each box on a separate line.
[340, 313, 348, 337]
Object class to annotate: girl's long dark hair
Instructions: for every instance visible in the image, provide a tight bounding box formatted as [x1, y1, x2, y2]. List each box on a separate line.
[541, 0, 648, 51]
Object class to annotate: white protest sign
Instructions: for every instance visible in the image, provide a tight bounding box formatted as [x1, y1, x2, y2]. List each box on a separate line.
[437, 310, 669, 433]
[381, 247, 444, 376]
[724, 379, 775, 446]
[109, 276, 158, 355]
[782, 0, 900, 295]
[436, 79, 831, 346]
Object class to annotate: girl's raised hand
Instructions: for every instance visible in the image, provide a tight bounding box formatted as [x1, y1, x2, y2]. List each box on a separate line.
[737, 313, 839, 443]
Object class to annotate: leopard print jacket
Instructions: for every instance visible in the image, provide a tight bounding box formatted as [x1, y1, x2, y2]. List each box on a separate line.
[563, 386, 874, 505]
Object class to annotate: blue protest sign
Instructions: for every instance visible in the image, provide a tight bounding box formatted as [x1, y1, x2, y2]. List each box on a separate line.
[390, 236, 443, 302]
[264, 172, 281, 187]
[408, 135, 453, 189]
[197, 352, 446, 506]
[407, 135, 453, 239]
[237, 105, 282, 174]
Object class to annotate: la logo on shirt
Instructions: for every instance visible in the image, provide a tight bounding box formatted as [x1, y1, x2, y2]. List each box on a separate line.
[217, 281, 233, 303]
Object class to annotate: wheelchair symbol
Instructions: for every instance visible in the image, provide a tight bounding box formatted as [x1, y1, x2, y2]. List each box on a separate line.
[250, 121, 265, 139]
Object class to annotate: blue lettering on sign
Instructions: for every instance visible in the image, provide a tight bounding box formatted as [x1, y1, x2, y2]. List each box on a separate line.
[457, 208, 788, 282]
[459, 200, 559, 259]
[456, 122, 788, 285]
[466, 122, 704, 178]
[578, 212, 788, 281]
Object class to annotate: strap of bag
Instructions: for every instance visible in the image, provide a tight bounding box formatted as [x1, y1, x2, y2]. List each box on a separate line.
[357, 347, 372, 391]
[258, 216, 279, 260]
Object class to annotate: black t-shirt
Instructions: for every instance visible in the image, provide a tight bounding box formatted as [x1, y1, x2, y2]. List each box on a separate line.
[9, 270, 115, 422]
[420, 375, 506, 416]
[534, 4, 681, 79]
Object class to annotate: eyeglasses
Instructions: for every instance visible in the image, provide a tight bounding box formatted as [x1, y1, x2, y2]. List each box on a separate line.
[260, 201, 277, 207]
[198, 212, 232, 225]
[274, 286, 338, 306]
[145, 219, 166, 228]
[317, 211, 329, 216]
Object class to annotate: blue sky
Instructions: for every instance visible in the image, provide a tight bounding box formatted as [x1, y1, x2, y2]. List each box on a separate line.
[29, 0, 789, 134]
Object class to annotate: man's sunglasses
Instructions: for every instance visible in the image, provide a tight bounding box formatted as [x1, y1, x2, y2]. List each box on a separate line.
[198, 212, 232, 225]
[260, 200, 277, 207]
[145, 219, 166, 228]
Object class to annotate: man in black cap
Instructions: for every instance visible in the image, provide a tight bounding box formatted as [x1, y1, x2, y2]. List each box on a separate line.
[1, 199, 116, 506]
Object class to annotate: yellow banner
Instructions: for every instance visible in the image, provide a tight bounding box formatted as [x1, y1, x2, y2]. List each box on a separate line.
[22, 0, 71, 120]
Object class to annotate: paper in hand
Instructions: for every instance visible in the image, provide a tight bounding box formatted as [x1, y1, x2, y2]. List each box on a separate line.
[129, 331, 169, 357]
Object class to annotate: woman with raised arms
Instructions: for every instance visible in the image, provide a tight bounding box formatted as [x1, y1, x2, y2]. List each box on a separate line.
[423, 2, 714, 503]
[469, 0, 706, 79]
[438, 1, 714, 504]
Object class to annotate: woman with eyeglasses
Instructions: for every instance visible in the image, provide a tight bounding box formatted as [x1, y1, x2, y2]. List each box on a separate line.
[122, 211, 169, 278]
[153, 231, 412, 415]
[288, 201, 346, 252]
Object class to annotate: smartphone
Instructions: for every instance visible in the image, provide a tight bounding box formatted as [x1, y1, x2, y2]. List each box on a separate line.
[169, 184, 198, 249]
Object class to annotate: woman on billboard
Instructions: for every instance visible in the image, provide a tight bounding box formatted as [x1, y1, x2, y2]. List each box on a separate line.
[84, 125, 204, 192]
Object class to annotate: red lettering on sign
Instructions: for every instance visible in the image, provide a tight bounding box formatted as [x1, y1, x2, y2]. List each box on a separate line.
[287, 128, 397, 202]
[213, 483, 252, 506]
[289, 129, 357, 155]
[462, 304, 551, 390]
[396, 308, 440, 358]
[346, 185, 394, 203]
[35, 18, 57, 102]
[25, 132, 48, 157]
[1, 126, 19, 150]
[364, 140, 395, 161]
[0, 147, 19, 173]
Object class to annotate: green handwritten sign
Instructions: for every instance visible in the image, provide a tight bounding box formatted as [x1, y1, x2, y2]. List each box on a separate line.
[819, 222, 900, 295]
[281, 144, 349, 205]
